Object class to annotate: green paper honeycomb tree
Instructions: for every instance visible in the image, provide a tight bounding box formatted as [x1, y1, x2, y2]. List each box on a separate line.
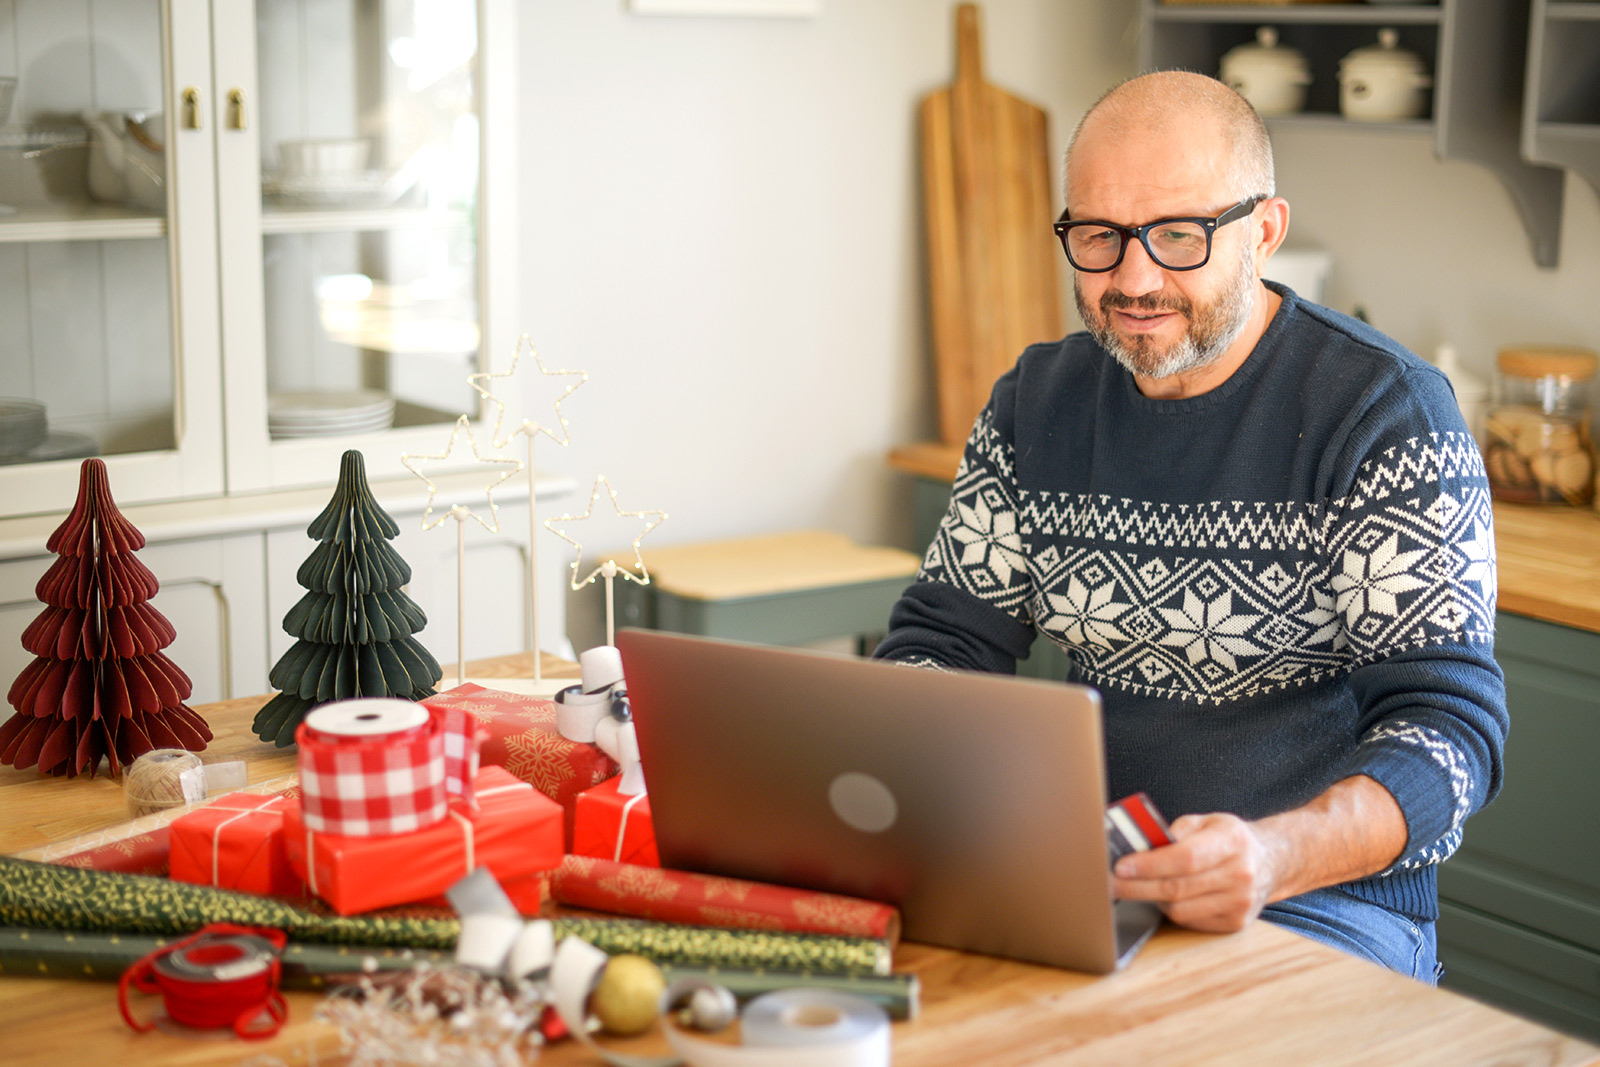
[252, 450, 442, 745]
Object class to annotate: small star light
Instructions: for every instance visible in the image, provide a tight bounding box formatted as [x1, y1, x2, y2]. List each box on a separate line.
[468, 333, 588, 449]
[400, 415, 522, 532]
[545, 475, 668, 589]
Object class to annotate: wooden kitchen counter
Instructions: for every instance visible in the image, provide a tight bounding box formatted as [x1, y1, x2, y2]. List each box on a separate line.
[889, 443, 1600, 635]
[3, 653, 1597, 1064]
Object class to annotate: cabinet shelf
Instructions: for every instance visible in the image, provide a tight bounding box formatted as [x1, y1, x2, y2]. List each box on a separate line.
[1546, 2, 1600, 19]
[260, 204, 468, 236]
[1150, 4, 1441, 26]
[1140, 0, 1566, 268]
[1525, 0, 1600, 204]
[0, 203, 165, 243]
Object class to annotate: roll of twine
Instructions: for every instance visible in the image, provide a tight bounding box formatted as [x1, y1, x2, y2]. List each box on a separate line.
[124, 749, 204, 818]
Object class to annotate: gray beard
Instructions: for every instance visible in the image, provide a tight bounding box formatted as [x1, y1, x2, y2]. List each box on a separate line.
[1076, 245, 1258, 382]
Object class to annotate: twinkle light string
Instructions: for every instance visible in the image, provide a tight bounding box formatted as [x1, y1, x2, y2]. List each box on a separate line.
[401, 415, 523, 686]
[467, 334, 588, 684]
[544, 475, 668, 646]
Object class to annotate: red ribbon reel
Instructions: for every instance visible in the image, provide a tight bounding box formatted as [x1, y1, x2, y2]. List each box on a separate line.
[118, 923, 289, 1040]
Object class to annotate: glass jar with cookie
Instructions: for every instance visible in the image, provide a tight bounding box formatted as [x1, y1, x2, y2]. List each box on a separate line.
[1485, 345, 1596, 507]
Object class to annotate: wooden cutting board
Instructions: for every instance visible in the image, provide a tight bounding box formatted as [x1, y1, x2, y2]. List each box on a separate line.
[920, 2, 1062, 448]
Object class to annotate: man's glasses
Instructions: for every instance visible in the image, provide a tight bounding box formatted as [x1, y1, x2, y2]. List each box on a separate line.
[1053, 197, 1264, 273]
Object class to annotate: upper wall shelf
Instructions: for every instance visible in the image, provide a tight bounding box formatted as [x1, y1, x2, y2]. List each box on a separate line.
[1523, 0, 1600, 206]
[1140, 0, 1567, 268]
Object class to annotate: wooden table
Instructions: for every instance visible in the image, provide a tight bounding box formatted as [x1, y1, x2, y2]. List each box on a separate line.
[3, 654, 1597, 1065]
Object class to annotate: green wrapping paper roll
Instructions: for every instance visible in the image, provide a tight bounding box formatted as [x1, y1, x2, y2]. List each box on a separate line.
[550, 915, 891, 976]
[0, 859, 891, 975]
[0, 856, 458, 947]
[0, 927, 917, 1017]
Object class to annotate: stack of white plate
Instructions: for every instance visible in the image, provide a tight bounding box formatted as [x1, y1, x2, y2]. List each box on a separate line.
[268, 390, 395, 439]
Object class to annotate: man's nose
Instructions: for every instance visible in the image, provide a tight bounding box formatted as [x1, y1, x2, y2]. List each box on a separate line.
[1109, 236, 1166, 299]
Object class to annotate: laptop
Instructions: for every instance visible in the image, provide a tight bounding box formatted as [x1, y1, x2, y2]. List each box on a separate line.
[615, 629, 1162, 973]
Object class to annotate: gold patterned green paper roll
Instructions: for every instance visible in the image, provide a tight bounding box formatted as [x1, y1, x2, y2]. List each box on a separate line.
[0, 857, 459, 948]
[548, 915, 891, 976]
[0, 859, 891, 975]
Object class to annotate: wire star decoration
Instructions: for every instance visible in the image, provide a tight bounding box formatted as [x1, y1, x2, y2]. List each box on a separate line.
[467, 333, 589, 449]
[544, 475, 668, 589]
[400, 415, 523, 532]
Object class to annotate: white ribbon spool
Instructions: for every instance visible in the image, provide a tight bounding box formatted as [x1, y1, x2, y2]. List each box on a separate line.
[456, 913, 526, 973]
[550, 939, 890, 1067]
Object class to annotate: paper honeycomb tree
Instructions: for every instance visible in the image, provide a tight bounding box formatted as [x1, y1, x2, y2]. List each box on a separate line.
[252, 450, 442, 746]
[0, 458, 211, 778]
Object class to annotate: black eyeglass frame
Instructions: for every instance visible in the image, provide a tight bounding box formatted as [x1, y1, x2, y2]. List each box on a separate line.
[1052, 196, 1265, 274]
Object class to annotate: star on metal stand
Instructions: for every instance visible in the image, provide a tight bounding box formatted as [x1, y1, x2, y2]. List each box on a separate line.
[544, 475, 668, 646]
[467, 334, 588, 691]
[401, 416, 522, 686]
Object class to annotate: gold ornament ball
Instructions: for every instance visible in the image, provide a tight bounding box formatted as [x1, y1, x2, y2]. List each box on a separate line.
[591, 954, 666, 1036]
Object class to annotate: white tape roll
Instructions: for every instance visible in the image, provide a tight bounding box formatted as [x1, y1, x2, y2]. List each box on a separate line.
[456, 913, 525, 973]
[549, 939, 891, 1067]
[556, 686, 612, 743]
[580, 645, 626, 693]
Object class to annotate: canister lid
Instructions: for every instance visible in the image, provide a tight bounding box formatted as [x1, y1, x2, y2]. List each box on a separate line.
[1220, 27, 1310, 76]
[1497, 345, 1598, 381]
[1339, 28, 1427, 77]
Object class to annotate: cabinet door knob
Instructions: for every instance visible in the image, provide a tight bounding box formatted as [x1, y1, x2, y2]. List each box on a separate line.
[182, 86, 203, 130]
[228, 88, 248, 131]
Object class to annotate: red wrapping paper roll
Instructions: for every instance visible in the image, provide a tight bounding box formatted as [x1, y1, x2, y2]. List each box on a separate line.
[550, 856, 901, 947]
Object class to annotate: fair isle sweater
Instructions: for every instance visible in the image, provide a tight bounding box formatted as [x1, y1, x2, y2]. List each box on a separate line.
[876, 284, 1507, 922]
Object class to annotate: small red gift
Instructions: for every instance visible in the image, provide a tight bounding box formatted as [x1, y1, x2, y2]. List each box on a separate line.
[283, 765, 564, 916]
[572, 776, 658, 868]
[422, 684, 619, 849]
[169, 794, 305, 898]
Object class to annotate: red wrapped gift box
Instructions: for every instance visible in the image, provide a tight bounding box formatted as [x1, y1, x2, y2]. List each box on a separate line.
[170, 795, 305, 898]
[284, 766, 563, 916]
[572, 776, 658, 868]
[422, 684, 618, 848]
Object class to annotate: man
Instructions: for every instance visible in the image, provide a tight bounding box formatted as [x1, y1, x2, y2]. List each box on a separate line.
[874, 71, 1507, 983]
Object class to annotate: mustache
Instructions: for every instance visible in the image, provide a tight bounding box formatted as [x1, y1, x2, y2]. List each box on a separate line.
[1099, 291, 1192, 316]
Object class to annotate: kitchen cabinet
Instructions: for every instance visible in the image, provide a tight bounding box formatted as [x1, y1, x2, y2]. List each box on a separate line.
[1138, 0, 1567, 267]
[1522, 0, 1600, 204]
[0, 0, 519, 518]
[1439, 612, 1600, 1042]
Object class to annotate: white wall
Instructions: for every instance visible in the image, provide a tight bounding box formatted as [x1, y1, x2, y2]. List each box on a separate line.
[516, 1, 1600, 576]
[516, 1, 1137, 556]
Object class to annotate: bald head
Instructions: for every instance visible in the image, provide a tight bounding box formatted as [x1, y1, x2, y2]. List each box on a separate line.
[1065, 71, 1275, 206]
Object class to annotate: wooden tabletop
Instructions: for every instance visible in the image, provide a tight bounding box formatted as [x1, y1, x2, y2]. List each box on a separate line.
[889, 441, 1600, 636]
[3, 654, 1597, 1066]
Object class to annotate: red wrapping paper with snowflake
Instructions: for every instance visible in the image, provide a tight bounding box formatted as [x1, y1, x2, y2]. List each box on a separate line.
[549, 856, 902, 946]
[0, 459, 210, 778]
[421, 683, 617, 848]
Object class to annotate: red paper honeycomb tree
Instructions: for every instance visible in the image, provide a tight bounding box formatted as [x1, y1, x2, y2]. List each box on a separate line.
[0, 458, 211, 777]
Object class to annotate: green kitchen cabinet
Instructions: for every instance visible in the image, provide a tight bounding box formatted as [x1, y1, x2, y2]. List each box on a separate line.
[1438, 612, 1600, 1041]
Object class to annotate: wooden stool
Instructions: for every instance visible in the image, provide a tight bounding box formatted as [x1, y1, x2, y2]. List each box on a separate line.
[573, 530, 921, 654]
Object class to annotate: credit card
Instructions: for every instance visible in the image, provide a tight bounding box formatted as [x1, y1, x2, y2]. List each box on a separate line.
[1105, 792, 1173, 868]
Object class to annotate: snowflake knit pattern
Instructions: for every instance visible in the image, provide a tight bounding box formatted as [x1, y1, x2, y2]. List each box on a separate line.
[877, 285, 1508, 922]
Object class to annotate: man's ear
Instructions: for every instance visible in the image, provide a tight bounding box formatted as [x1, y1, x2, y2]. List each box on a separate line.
[1252, 196, 1291, 275]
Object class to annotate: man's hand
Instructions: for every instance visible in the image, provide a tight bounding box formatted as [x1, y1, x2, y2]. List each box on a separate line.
[1112, 812, 1285, 932]
[1112, 775, 1410, 934]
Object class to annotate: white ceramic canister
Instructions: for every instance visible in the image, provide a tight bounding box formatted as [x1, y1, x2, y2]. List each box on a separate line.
[1338, 29, 1432, 121]
[1219, 27, 1312, 117]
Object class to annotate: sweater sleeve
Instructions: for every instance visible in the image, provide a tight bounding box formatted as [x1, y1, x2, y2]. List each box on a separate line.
[874, 378, 1038, 673]
[1324, 365, 1508, 875]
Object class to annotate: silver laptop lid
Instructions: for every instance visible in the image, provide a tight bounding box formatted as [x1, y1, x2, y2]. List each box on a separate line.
[618, 630, 1151, 973]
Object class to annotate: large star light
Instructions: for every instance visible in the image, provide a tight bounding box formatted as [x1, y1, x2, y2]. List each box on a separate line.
[544, 475, 667, 588]
[400, 415, 522, 531]
[467, 333, 588, 449]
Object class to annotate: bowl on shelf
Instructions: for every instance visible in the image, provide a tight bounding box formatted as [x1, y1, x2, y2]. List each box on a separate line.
[0, 398, 47, 458]
[276, 138, 371, 179]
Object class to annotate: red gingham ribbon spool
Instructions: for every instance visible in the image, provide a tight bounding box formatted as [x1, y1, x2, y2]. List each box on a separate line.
[295, 698, 483, 836]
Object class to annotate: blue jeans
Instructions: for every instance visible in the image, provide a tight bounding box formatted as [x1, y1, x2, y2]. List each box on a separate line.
[1261, 887, 1439, 984]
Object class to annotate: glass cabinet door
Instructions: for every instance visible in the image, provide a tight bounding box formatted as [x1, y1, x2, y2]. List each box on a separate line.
[0, 0, 223, 515]
[216, 0, 515, 493]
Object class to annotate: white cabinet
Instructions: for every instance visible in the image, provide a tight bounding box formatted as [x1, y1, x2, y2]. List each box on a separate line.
[0, 0, 519, 516]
